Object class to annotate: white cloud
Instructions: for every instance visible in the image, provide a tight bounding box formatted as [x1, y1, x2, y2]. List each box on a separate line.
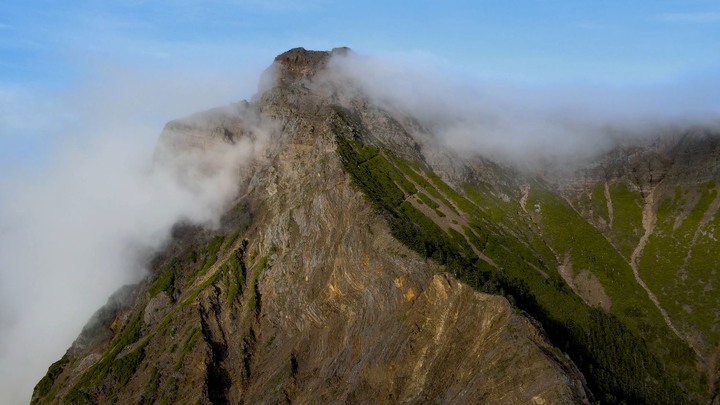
[324, 52, 720, 166]
[0, 61, 268, 403]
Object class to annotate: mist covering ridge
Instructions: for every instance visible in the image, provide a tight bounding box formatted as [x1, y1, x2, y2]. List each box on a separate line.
[2, 46, 719, 403]
[319, 51, 720, 169]
[0, 64, 272, 403]
[25, 47, 596, 405]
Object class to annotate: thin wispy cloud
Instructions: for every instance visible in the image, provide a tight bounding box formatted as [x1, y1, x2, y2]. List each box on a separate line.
[655, 11, 720, 23]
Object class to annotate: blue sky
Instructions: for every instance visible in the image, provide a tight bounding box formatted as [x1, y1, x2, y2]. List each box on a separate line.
[1, 0, 720, 165]
[2, 0, 719, 84]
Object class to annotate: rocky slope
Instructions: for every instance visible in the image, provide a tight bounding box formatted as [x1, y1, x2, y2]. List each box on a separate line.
[33, 47, 720, 404]
[31, 48, 590, 405]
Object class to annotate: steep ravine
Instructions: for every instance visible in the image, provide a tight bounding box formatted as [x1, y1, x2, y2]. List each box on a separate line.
[629, 184, 687, 346]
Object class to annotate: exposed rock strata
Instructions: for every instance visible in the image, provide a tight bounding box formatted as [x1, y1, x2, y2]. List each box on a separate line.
[32, 48, 588, 405]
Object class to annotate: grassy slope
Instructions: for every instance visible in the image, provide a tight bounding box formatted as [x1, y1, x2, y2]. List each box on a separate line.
[592, 183, 610, 224]
[32, 230, 252, 404]
[575, 177, 719, 358]
[608, 183, 644, 259]
[527, 187, 701, 394]
[34, 106, 712, 404]
[333, 108, 700, 403]
[639, 181, 720, 348]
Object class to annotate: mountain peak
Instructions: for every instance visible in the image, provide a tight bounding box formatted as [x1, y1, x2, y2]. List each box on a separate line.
[34, 46, 718, 405]
[271, 47, 350, 82]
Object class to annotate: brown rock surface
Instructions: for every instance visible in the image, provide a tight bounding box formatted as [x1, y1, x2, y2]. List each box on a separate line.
[32, 48, 588, 405]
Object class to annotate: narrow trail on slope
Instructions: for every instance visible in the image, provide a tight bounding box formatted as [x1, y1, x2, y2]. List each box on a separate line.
[390, 158, 498, 268]
[520, 185, 529, 214]
[604, 182, 614, 229]
[556, 254, 582, 302]
[630, 185, 700, 355]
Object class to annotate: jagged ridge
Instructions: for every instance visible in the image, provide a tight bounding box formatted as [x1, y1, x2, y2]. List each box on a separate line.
[32, 47, 720, 404]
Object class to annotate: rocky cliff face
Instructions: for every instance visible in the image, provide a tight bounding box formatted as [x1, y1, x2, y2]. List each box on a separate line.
[553, 128, 720, 192]
[32, 48, 589, 405]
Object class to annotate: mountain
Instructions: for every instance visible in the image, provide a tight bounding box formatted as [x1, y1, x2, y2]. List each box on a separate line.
[32, 47, 720, 404]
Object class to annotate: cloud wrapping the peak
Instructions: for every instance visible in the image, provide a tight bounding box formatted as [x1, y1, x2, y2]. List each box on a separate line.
[1, 45, 719, 404]
[0, 63, 267, 403]
[325, 52, 720, 166]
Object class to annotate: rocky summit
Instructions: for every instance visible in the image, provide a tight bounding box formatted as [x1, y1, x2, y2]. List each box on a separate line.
[33, 48, 720, 404]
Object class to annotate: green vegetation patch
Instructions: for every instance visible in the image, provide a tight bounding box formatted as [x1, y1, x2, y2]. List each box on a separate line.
[416, 192, 439, 209]
[591, 183, 609, 223]
[111, 342, 147, 387]
[33, 354, 69, 400]
[639, 181, 720, 347]
[395, 158, 454, 208]
[608, 182, 644, 258]
[145, 366, 162, 403]
[149, 265, 175, 300]
[247, 266, 263, 315]
[224, 251, 246, 304]
[65, 313, 146, 402]
[201, 235, 226, 272]
[333, 118, 695, 403]
[184, 327, 201, 353]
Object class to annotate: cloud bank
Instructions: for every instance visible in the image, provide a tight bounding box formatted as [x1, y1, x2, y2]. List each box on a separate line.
[325, 52, 720, 167]
[0, 64, 266, 403]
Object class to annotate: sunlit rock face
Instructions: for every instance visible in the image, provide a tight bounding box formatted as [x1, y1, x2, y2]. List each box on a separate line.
[31, 47, 588, 405]
[36, 47, 720, 404]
